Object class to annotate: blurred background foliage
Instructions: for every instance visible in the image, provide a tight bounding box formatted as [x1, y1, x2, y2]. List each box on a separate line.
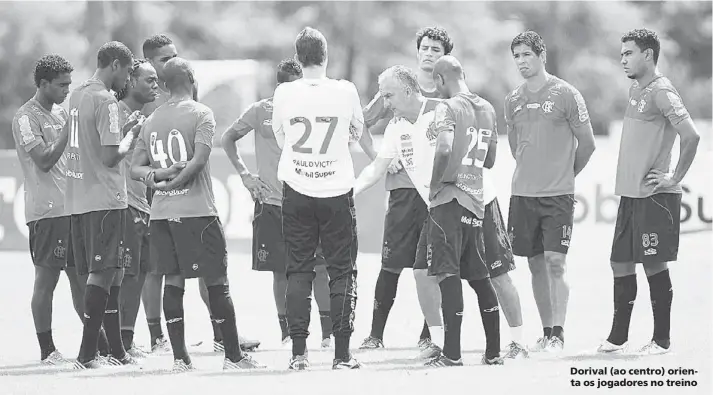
[0, 0, 710, 148]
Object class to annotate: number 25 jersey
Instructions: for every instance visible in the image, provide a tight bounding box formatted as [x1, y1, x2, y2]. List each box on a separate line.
[272, 78, 364, 198]
[135, 99, 217, 220]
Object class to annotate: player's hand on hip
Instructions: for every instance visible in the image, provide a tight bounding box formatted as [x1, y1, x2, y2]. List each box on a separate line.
[645, 169, 677, 193]
[387, 158, 403, 174]
[241, 173, 272, 202]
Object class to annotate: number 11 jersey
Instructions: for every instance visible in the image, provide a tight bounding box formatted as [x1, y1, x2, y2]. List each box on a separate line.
[272, 78, 364, 198]
[136, 99, 217, 220]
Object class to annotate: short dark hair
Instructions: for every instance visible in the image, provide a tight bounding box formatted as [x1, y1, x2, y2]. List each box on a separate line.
[34, 54, 73, 87]
[511, 31, 546, 56]
[115, 58, 150, 101]
[295, 27, 327, 67]
[97, 41, 133, 69]
[416, 27, 454, 55]
[276, 58, 302, 84]
[621, 28, 661, 64]
[142, 34, 173, 58]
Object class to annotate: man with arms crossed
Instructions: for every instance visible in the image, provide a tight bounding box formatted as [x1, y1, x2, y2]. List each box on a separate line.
[131, 57, 264, 372]
[221, 58, 334, 348]
[12, 55, 85, 365]
[425, 55, 503, 367]
[505, 31, 596, 352]
[273, 27, 364, 370]
[598, 28, 699, 355]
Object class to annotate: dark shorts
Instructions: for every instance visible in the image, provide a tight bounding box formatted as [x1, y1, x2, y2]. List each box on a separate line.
[150, 216, 228, 279]
[425, 199, 489, 281]
[483, 198, 516, 278]
[253, 201, 327, 273]
[610, 193, 681, 265]
[122, 206, 150, 277]
[382, 188, 428, 269]
[508, 194, 575, 258]
[281, 183, 357, 277]
[28, 216, 73, 270]
[71, 209, 126, 275]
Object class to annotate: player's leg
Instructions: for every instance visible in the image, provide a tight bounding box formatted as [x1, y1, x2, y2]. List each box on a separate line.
[281, 185, 319, 369]
[510, 196, 552, 350]
[312, 253, 333, 347]
[142, 272, 169, 352]
[119, 207, 149, 358]
[317, 190, 360, 369]
[196, 278, 223, 350]
[540, 195, 576, 351]
[638, 194, 680, 354]
[600, 196, 637, 353]
[413, 220, 443, 359]
[424, 202, 465, 367]
[483, 198, 526, 358]
[273, 271, 289, 342]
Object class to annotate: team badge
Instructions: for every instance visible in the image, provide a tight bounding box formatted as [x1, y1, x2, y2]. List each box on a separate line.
[257, 246, 269, 263]
[637, 99, 647, 113]
[542, 101, 554, 113]
[53, 240, 66, 259]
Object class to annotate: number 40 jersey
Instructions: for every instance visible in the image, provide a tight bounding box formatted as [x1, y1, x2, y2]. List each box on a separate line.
[272, 78, 364, 198]
[135, 99, 218, 220]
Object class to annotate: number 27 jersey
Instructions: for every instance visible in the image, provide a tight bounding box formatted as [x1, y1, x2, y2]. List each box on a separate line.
[135, 99, 217, 220]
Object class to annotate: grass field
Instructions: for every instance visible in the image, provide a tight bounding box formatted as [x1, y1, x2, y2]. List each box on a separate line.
[0, 225, 710, 395]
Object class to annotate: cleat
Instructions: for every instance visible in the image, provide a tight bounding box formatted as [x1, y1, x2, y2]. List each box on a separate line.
[113, 353, 140, 365]
[41, 350, 72, 366]
[171, 359, 194, 373]
[503, 341, 529, 359]
[224, 354, 266, 370]
[637, 340, 670, 355]
[546, 337, 564, 353]
[417, 338, 442, 360]
[213, 340, 225, 353]
[530, 336, 549, 352]
[597, 340, 628, 354]
[151, 336, 172, 354]
[321, 337, 332, 349]
[359, 336, 384, 349]
[239, 335, 261, 352]
[75, 357, 109, 369]
[127, 346, 149, 359]
[332, 356, 362, 370]
[288, 355, 310, 371]
[481, 354, 504, 365]
[424, 354, 463, 367]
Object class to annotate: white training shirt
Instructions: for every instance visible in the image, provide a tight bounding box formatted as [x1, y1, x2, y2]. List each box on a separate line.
[272, 78, 364, 198]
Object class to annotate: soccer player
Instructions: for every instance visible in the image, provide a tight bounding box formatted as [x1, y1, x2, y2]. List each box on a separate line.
[66, 41, 142, 369]
[141, 33, 259, 353]
[272, 27, 363, 370]
[504, 31, 596, 352]
[12, 55, 85, 365]
[598, 29, 700, 355]
[114, 58, 160, 359]
[131, 57, 264, 372]
[221, 58, 334, 348]
[424, 55, 503, 367]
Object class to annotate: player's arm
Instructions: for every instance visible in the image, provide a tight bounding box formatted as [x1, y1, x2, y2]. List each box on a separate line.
[504, 99, 517, 159]
[566, 88, 596, 176]
[432, 103, 455, 183]
[160, 110, 215, 190]
[221, 104, 257, 178]
[346, 83, 377, 159]
[354, 125, 399, 196]
[16, 113, 69, 172]
[271, 86, 286, 149]
[483, 119, 498, 170]
[130, 130, 183, 186]
[98, 100, 140, 168]
[653, 89, 700, 184]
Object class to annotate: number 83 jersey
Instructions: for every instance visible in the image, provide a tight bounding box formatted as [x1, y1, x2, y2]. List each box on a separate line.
[272, 78, 364, 198]
[429, 93, 497, 219]
[136, 99, 218, 220]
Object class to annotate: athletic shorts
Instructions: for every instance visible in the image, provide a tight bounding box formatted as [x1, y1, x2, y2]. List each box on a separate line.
[483, 198, 516, 277]
[281, 183, 357, 277]
[253, 201, 327, 273]
[425, 199, 489, 281]
[381, 188, 428, 269]
[610, 193, 681, 265]
[71, 209, 126, 275]
[122, 206, 150, 277]
[508, 194, 575, 258]
[150, 216, 228, 279]
[28, 216, 73, 270]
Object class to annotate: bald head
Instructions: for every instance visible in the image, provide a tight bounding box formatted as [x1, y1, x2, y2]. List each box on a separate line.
[163, 57, 194, 92]
[433, 55, 464, 82]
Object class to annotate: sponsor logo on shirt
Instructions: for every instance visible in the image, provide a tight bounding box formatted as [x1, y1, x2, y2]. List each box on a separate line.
[18, 115, 35, 145]
[644, 248, 657, 256]
[666, 92, 688, 117]
[108, 102, 120, 134]
[426, 121, 438, 141]
[526, 103, 541, 109]
[460, 216, 483, 227]
[574, 91, 589, 122]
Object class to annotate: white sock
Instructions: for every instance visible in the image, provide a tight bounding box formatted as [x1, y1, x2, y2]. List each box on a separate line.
[429, 326, 444, 348]
[510, 325, 523, 344]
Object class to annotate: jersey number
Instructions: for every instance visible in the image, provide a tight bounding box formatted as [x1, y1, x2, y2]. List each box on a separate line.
[150, 130, 188, 169]
[290, 116, 338, 154]
[462, 127, 492, 167]
[69, 108, 79, 148]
